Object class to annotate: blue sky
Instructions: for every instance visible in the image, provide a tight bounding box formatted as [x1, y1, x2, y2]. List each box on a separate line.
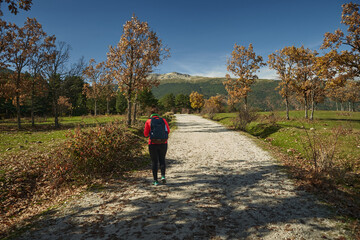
[2, 0, 349, 79]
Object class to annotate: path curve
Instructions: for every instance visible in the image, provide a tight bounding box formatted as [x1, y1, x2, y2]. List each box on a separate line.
[17, 114, 346, 239]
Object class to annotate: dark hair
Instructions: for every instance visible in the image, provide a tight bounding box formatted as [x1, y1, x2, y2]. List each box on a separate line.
[150, 105, 158, 114]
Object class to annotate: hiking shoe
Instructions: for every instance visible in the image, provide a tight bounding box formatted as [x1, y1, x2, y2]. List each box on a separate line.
[161, 176, 166, 184]
[153, 180, 159, 186]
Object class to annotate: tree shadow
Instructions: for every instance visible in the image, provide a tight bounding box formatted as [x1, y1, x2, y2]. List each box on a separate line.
[13, 158, 344, 240]
[247, 123, 282, 139]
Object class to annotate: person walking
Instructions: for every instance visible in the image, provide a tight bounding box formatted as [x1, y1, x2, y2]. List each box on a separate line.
[144, 108, 170, 186]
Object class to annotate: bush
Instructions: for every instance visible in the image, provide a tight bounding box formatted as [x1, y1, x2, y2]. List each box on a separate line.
[232, 106, 258, 131]
[65, 120, 143, 176]
[299, 126, 349, 178]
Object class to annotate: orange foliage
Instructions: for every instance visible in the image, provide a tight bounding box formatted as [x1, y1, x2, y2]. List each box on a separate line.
[106, 14, 170, 126]
[0, 0, 32, 16]
[224, 43, 265, 110]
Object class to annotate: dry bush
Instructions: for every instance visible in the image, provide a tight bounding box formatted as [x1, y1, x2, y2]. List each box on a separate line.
[299, 126, 351, 178]
[232, 106, 258, 131]
[65, 120, 143, 176]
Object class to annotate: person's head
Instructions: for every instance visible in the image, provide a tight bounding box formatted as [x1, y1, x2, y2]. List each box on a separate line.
[150, 105, 158, 115]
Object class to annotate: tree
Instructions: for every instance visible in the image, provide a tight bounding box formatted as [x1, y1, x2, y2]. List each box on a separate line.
[0, 19, 16, 69]
[116, 91, 127, 114]
[62, 75, 87, 115]
[137, 87, 158, 111]
[202, 95, 224, 119]
[57, 95, 72, 116]
[4, 18, 47, 128]
[44, 41, 70, 128]
[106, 14, 169, 126]
[189, 91, 204, 112]
[175, 93, 190, 111]
[224, 43, 265, 111]
[28, 35, 55, 126]
[291, 46, 318, 119]
[0, 0, 32, 16]
[160, 93, 175, 112]
[268, 46, 297, 120]
[344, 80, 360, 111]
[82, 59, 105, 116]
[321, 2, 360, 85]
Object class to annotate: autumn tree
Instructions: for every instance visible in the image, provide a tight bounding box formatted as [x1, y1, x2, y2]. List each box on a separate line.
[268, 46, 297, 120]
[101, 70, 116, 115]
[291, 46, 318, 119]
[224, 43, 265, 111]
[0, 19, 16, 69]
[202, 95, 224, 119]
[57, 95, 72, 116]
[82, 59, 105, 116]
[0, 0, 32, 16]
[3, 18, 47, 128]
[189, 91, 204, 112]
[321, 2, 360, 86]
[106, 14, 169, 126]
[344, 80, 360, 111]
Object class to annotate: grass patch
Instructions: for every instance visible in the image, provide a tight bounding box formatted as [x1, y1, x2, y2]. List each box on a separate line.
[0, 115, 125, 154]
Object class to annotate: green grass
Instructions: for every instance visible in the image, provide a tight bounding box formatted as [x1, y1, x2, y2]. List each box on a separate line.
[0, 115, 125, 154]
[213, 110, 360, 171]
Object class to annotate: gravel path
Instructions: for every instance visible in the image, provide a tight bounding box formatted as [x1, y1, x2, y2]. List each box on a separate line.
[16, 114, 347, 240]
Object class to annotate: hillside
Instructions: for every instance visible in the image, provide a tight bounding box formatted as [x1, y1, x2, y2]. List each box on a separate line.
[151, 73, 283, 110]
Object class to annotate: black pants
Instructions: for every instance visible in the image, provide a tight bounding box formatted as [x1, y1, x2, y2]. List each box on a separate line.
[149, 144, 167, 181]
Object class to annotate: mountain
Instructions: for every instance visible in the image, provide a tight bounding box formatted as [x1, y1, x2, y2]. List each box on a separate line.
[148, 72, 211, 83]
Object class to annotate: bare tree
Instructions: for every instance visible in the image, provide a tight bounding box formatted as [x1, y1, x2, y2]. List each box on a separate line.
[44, 41, 71, 128]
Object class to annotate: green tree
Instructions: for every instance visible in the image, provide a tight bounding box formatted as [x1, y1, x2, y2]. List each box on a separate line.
[159, 93, 175, 112]
[116, 91, 127, 114]
[175, 93, 190, 110]
[138, 88, 158, 110]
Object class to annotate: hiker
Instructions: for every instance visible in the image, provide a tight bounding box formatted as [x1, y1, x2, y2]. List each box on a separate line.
[144, 108, 170, 186]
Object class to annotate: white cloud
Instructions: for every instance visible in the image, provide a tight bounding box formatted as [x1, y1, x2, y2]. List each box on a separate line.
[257, 67, 279, 80]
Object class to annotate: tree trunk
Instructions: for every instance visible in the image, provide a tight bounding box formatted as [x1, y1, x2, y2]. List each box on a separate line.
[310, 101, 315, 120]
[53, 95, 59, 128]
[106, 98, 110, 115]
[16, 73, 21, 129]
[304, 95, 308, 119]
[244, 96, 248, 111]
[94, 99, 97, 116]
[336, 101, 338, 111]
[310, 92, 315, 120]
[341, 102, 344, 111]
[285, 97, 290, 120]
[31, 93, 35, 127]
[133, 93, 138, 123]
[31, 80, 35, 127]
[127, 96, 132, 127]
[349, 102, 351, 112]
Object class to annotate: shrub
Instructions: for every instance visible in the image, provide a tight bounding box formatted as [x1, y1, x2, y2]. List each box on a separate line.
[232, 106, 258, 131]
[299, 126, 348, 178]
[65, 120, 143, 176]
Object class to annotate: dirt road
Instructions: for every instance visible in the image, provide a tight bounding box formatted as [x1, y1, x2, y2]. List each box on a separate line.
[16, 114, 347, 239]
